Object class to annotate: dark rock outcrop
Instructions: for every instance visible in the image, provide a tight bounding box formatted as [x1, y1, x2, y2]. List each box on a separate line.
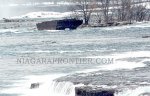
[142, 36, 150, 38]
[30, 83, 40, 89]
[75, 86, 115, 96]
[36, 19, 83, 30]
[36, 20, 57, 30]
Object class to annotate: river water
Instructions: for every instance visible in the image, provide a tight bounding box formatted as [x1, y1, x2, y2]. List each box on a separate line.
[0, 21, 150, 96]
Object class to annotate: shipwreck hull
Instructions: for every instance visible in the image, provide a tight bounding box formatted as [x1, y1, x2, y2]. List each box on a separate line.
[36, 19, 83, 30]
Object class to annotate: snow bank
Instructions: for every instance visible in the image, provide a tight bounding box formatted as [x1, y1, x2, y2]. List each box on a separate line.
[11, 12, 72, 19]
[8, 2, 75, 7]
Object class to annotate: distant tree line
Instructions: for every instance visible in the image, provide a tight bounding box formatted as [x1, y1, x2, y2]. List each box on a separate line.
[69, 0, 150, 25]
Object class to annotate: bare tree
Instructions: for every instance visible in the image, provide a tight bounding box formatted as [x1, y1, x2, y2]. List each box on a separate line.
[69, 0, 150, 26]
[70, 0, 96, 25]
[120, 0, 131, 21]
[96, 0, 110, 24]
[113, 0, 121, 22]
[101, 0, 110, 23]
[133, 5, 147, 21]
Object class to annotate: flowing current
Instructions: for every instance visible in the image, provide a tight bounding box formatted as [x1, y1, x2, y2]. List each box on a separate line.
[0, 3, 150, 95]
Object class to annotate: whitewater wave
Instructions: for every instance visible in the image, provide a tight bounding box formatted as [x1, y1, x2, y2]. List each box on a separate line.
[15, 50, 84, 54]
[0, 29, 38, 34]
[0, 29, 19, 33]
[1, 74, 84, 96]
[1, 74, 150, 96]
[1, 74, 65, 96]
[1, 51, 150, 96]
[82, 51, 150, 72]
[98, 61, 145, 70]
[115, 86, 150, 96]
[76, 60, 146, 73]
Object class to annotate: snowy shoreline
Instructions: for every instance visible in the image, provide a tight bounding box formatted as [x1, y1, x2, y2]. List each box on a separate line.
[1, 16, 150, 32]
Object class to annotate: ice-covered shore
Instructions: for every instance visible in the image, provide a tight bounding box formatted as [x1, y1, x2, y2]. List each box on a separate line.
[11, 12, 72, 19]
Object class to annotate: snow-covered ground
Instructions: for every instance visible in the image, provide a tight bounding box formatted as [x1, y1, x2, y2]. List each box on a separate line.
[9, 1, 76, 7]
[11, 12, 72, 19]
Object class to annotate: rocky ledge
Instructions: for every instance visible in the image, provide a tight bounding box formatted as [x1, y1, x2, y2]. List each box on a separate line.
[75, 86, 115, 96]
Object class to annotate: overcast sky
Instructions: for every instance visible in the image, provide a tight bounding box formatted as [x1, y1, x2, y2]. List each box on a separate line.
[0, 0, 62, 5]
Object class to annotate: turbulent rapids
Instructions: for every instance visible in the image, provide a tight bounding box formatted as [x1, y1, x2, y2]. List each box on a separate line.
[0, 9, 150, 96]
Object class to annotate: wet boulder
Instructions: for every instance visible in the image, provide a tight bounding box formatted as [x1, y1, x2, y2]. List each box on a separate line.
[75, 86, 115, 96]
[142, 36, 150, 38]
[30, 83, 40, 89]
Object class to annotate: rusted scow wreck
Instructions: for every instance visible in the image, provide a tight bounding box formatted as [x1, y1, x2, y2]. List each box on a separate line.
[36, 19, 83, 30]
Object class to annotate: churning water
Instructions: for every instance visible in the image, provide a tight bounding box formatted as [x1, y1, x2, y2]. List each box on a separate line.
[0, 20, 150, 96]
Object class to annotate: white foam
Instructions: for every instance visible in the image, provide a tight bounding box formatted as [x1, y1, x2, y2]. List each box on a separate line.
[88, 51, 150, 60]
[1, 51, 150, 96]
[112, 51, 150, 59]
[102, 22, 150, 31]
[45, 30, 60, 32]
[76, 68, 103, 73]
[0, 29, 19, 33]
[1, 74, 84, 96]
[83, 51, 150, 72]
[77, 60, 146, 73]
[1, 74, 65, 96]
[115, 86, 150, 96]
[102, 26, 131, 31]
[14, 50, 84, 54]
[6, 3, 19, 7]
[98, 61, 145, 70]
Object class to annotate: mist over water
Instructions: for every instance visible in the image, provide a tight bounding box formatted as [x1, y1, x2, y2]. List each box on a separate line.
[0, 1, 11, 18]
[0, 0, 70, 19]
